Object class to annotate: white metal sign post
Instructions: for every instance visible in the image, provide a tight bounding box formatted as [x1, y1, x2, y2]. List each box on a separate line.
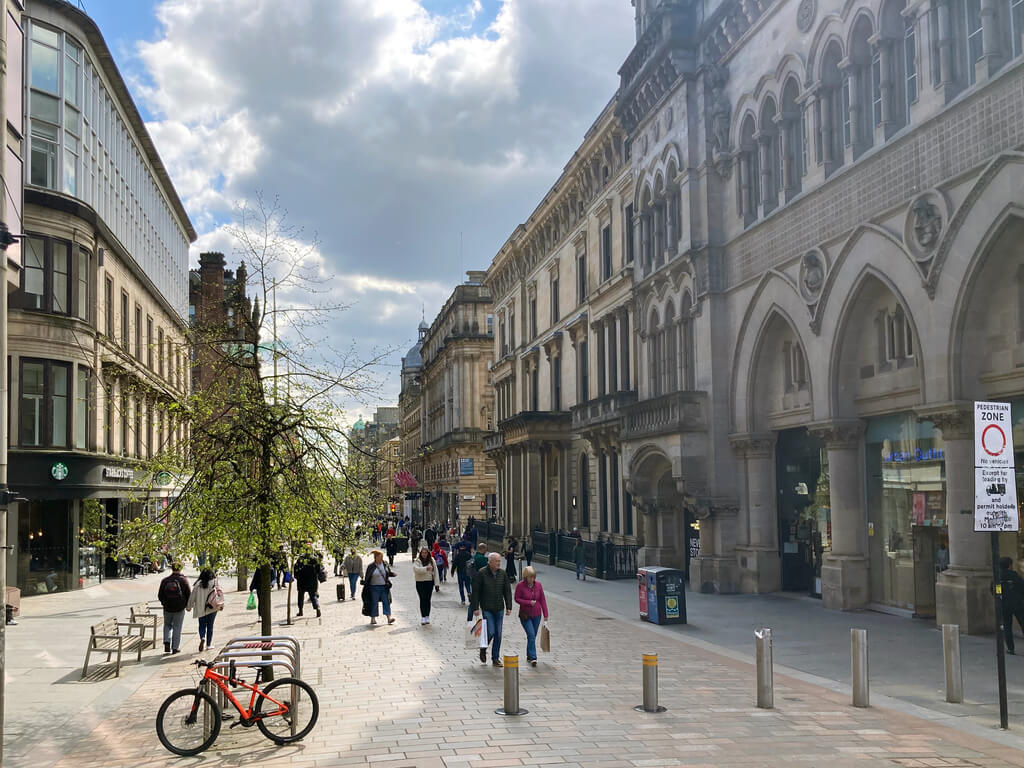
[973, 401, 1018, 730]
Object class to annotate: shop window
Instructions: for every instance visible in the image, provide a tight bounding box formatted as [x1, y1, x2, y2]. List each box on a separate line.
[19, 358, 70, 448]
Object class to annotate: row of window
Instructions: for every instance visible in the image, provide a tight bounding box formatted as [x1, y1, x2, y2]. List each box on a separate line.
[25, 19, 190, 316]
[13, 232, 185, 392]
[576, 450, 634, 536]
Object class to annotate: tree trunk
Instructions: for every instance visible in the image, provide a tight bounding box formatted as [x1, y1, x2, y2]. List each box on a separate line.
[258, 563, 274, 682]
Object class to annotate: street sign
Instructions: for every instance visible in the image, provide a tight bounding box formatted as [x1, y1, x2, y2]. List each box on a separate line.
[974, 401, 1014, 468]
[974, 466, 1020, 532]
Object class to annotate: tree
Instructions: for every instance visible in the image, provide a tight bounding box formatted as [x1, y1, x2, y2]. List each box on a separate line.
[124, 196, 389, 651]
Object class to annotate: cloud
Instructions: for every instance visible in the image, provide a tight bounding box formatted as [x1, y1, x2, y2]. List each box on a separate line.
[138, 0, 634, 412]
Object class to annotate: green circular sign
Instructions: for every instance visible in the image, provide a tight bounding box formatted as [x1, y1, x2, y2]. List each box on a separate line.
[157, 471, 173, 486]
[51, 462, 69, 481]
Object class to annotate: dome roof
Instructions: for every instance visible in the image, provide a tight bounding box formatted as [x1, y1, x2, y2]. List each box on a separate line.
[403, 340, 423, 369]
[351, 417, 365, 432]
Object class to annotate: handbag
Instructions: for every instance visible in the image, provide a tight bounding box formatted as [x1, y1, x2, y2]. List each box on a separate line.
[539, 622, 550, 653]
[283, 571, 292, 584]
[317, 566, 327, 583]
[246, 591, 257, 611]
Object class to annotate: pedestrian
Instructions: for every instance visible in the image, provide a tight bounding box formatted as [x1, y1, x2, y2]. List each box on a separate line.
[574, 536, 586, 580]
[432, 540, 449, 582]
[186, 568, 223, 652]
[385, 535, 398, 566]
[999, 557, 1024, 654]
[504, 536, 518, 581]
[294, 544, 324, 618]
[362, 550, 396, 625]
[514, 566, 549, 666]
[412, 546, 441, 625]
[157, 563, 191, 654]
[467, 519, 479, 546]
[410, 527, 422, 558]
[333, 546, 345, 577]
[524, 536, 534, 569]
[451, 543, 474, 605]
[273, 545, 289, 589]
[470, 553, 513, 666]
[425, 525, 437, 548]
[343, 549, 363, 601]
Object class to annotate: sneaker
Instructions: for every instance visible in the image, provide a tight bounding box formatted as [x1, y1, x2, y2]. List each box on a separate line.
[492, 659, 503, 668]
[461, 601, 467, 606]
[479, 648, 487, 663]
[316, 608, 321, 618]
[420, 617, 425, 625]
[387, 617, 396, 624]
[370, 618, 377, 625]
[199, 640, 205, 652]
[164, 642, 171, 653]
[425, 616, 430, 625]
[531, 659, 537, 667]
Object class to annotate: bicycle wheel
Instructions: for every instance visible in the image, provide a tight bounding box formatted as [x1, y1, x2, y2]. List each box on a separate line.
[156, 688, 222, 756]
[255, 677, 319, 744]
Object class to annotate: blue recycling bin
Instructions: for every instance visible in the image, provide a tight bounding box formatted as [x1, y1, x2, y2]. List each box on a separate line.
[641, 566, 686, 625]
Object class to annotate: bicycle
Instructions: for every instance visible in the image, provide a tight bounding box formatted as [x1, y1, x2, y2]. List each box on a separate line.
[155, 659, 319, 756]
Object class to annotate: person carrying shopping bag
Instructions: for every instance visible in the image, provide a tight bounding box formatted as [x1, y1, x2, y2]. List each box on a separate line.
[412, 546, 441, 625]
[186, 568, 224, 652]
[514, 566, 548, 666]
[469, 552, 513, 667]
[362, 550, 396, 625]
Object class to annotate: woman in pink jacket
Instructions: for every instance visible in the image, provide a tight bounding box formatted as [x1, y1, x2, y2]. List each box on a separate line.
[514, 566, 549, 665]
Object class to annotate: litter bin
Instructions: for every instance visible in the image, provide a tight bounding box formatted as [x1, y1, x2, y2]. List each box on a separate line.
[642, 566, 686, 625]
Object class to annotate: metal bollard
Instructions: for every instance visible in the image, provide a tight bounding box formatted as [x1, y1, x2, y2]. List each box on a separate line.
[755, 628, 774, 709]
[495, 655, 527, 716]
[851, 628, 869, 708]
[942, 624, 964, 704]
[634, 653, 667, 713]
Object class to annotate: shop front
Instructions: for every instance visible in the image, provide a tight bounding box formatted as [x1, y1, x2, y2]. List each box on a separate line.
[864, 414, 947, 617]
[5, 452, 174, 596]
[775, 428, 830, 596]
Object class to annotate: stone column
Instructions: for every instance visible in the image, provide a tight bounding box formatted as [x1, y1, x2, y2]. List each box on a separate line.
[979, 0, 1002, 80]
[731, 433, 781, 593]
[841, 58, 862, 151]
[525, 442, 543, 537]
[937, 0, 956, 92]
[810, 420, 869, 611]
[739, 152, 751, 218]
[608, 315, 618, 393]
[928, 407, 995, 633]
[874, 36, 894, 131]
[756, 132, 772, 212]
[820, 89, 834, 166]
[777, 116, 794, 197]
[621, 307, 633, 391]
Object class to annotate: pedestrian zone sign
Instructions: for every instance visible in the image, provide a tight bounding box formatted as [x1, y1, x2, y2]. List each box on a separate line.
[974, 401, 1019, 532]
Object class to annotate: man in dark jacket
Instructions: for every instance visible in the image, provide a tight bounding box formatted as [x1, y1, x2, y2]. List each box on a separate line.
[470, 553, 513, 667]
[451, 545, 474, 606]
[157, 563, 191, 654]
[999, 557, 1024, 654]
[294, 544, 324, 618]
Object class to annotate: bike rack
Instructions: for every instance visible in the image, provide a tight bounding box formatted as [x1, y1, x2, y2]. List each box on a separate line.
[205, 635, 303, 738]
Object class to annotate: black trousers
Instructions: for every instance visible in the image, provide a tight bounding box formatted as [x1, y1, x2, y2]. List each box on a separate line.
[298, 586, 319, 612]
[416, 580, 434, 618]
[1003, 605, 1024, 651]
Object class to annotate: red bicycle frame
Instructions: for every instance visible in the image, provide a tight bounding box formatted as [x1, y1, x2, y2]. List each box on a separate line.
[201, 664, 289, 723]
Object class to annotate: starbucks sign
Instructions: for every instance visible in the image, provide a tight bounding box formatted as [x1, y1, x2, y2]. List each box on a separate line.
[50, 462, 69, 481]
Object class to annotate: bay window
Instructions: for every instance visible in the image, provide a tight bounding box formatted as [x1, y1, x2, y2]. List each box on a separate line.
[15, 234, 86, 318]
[19, 359, 71, 448]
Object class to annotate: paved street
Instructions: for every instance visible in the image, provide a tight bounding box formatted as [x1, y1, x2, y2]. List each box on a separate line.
[6, 556, 1024, 768]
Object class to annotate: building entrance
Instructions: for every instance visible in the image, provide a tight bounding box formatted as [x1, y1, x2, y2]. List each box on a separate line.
[775, 428, 828, 596]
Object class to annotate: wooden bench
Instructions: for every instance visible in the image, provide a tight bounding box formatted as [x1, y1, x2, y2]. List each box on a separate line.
[82, 617, 149, 678]
[129, 602, 159, 649]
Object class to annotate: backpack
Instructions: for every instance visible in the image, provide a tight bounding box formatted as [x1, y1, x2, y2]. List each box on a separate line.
[434, 551, 445, 568]
[160, 575, 187, 611]
[206, 583, 225, 611]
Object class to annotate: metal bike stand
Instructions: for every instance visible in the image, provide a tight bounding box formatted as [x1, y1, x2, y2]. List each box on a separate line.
[210, 635, 303, 738]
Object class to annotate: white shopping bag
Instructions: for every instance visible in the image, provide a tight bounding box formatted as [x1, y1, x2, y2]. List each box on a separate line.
[466, 618, 484, 649]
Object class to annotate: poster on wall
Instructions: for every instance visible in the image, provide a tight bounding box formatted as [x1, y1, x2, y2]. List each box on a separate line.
[912, 492, 926, 526]
[974, 466, 1020, 532]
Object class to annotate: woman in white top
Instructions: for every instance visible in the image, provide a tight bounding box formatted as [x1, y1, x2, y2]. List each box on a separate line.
[186, 569, 222, 652]
[412, 546, 441, 625]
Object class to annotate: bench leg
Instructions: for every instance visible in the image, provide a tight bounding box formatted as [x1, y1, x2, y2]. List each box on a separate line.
[115, 639, 123, 677]
[82, 641, 93, 679]
[136, 638, 143, 662]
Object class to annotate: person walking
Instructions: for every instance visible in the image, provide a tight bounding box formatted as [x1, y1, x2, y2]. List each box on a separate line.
[470, 553, 513, 667]
[514, 566, 549, 666]
[385, 535, 398, 567]
[343, 549, 363, 601]
[451, 543, 474, 606]
[157, 563, 191, 654]
[999, 557, 1024, 654]
[438, 536, 452, 582]
[294, 545, 324, 618]
[574, 536, 586, 580]
[504, 536, 518, 582]
[186, 568, 223, 652]
[425, 525, 437, 548]
[524, 536, 534, 569]
[412, 546, 441, 625]
[410, 527, 422, 558]
[362, 550, 396, 625]
[431, 540, 449, 583]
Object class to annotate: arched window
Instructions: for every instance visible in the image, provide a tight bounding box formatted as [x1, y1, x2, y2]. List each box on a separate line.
[578, 453, 590, 528]
[849, 16, 875, 158]
[681, 292, 695, 390]
[648, 308, 661, 397]
[639, 187, 654, 273]
[758, 97, 780, 213]
[653, 174, 666, 266]
[663, 302, 678, 393]
[819, 41, 845, 177]
[879, 0, 911, 135]
[665, 159, 681, 254]
[781, 78, 803, 200]
[738, 114, 759, 225]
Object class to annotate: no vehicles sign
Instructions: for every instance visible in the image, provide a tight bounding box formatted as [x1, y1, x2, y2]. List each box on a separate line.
[974, 401, 1014, 468]
[974, 401, 1019, 532]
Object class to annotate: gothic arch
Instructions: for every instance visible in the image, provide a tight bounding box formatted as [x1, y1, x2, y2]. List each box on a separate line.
[805, 0, 860, 78]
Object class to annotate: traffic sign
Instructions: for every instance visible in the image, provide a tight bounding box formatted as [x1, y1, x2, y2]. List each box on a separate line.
[974, 401, 1015, 468]
[974, 466, 1020, 532]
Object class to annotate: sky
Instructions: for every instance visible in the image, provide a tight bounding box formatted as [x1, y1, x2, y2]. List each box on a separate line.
[80, 0, 636, 421]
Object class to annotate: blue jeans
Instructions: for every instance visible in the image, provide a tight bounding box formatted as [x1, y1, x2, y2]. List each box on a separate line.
[482, 609, 504, 661]
[576, 562, 585, 578]
[348, 573, 358, 597]
[198, 613, 216, 645]
[457, 571, 472, 603]
[370, 584, 391, 617]
[163, 610, 184, 650]
[520, 614, 542, 660]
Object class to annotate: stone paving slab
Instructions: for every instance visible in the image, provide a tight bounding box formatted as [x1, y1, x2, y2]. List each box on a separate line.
[10, 555, 1023, 768]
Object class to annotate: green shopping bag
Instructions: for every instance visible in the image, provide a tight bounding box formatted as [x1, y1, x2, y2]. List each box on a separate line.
[246, 591, 257, 610]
